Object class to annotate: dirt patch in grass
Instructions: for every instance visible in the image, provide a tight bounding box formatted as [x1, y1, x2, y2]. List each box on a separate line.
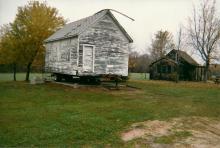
[121, 117, 220, 147]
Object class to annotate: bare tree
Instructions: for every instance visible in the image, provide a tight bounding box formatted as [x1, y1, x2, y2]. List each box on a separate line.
[176, 26, 183, 51]
[149, 30, 175, 61]
[187, 0, 220, 81]
[128, 51, 139, 72]
[175, 26, 183, 83]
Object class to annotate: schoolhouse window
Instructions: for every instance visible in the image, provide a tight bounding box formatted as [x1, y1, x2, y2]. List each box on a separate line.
[60, 48, 70, 62]
[161, 65, 166, 73]
[157, 65, 161, 73]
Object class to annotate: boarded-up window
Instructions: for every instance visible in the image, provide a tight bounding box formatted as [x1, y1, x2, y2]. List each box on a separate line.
[157, 65, 161, 73]
[157, 65, 171, 73]
[168, 65, 171, 73]
[50, 42, 58, 62]
[78, 45, 83, 67]
[59, 39, 71, 62]
[60, 48, 70, 62]
[161, 65, 166, 73]
[45, 44, 50, 63]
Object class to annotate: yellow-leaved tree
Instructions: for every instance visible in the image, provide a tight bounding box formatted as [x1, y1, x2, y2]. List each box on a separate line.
[0, 24, 25, 81]
[11, 1, 65, 81]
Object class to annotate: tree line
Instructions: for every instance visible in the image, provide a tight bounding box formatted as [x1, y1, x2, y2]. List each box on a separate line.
[0, 0, 220, 82]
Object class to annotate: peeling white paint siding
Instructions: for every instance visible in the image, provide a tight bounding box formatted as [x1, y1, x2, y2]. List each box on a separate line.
[45, 12, 131, 77]
[79, 14, 129, 76]
[45, 37, 78, 75]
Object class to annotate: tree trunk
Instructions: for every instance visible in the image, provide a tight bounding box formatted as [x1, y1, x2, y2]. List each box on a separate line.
[204, 60, 210, 82]
[175, 51, 179, 83]
[13, 63, 16, 81]
[25, 63, 32, 81]
[176, 66, 179, 83]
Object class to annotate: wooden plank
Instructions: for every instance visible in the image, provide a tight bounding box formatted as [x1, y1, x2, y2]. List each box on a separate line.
[79, 14, 129, 76]
[45, 37, 78, 75]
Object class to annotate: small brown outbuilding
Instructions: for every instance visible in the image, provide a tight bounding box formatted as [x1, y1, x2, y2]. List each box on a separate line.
[149, 49, 205, 81]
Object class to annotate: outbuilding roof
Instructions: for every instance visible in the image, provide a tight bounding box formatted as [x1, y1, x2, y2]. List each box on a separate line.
[45, 9, 133, 43]
[150, 49, 200, 67]
[167, 49, 199, 66]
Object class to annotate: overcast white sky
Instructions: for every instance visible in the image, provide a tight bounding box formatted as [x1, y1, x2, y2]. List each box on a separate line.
[0, 0, 220, 54]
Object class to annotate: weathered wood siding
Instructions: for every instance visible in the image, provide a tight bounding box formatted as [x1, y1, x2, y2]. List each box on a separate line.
[45, 37, 78, 75]
[79, 14, 130, 76]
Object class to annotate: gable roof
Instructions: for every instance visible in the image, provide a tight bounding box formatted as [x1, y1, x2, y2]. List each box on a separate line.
[45, 9, 133, 43]
[167, 49, 199, 66]
[149, 57, 177, 67]
[150, 49, 200, 67]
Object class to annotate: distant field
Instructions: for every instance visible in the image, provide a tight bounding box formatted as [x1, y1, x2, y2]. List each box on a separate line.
[0, 73, 149, 81]
[129, 73, 149, 80]
[0, 73, 47, 81]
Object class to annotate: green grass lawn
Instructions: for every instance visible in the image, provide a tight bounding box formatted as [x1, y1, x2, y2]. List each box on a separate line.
[0, 79, 220, 147]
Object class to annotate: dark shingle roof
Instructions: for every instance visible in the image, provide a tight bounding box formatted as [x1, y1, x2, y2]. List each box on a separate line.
[170, 50, 199, 66]
[150, 49, 200, 67]
[45, 9, 133, 43]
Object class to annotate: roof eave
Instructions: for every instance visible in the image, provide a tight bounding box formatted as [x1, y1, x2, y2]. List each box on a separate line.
[150, 57, 177, 66]
[106, 10, 133, 43]
[44, 35, 78, 43]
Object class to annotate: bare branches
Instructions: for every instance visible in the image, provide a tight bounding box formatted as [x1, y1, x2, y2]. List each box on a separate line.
[149, 30, 175, 61]
[187, 0, 220, 81]
[176, 26, 183, 51]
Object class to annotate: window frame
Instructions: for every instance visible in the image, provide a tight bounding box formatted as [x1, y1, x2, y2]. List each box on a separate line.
[82, 44, 95, 72]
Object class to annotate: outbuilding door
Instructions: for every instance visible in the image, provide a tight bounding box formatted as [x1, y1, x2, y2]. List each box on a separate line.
[83, 45, 95, 72]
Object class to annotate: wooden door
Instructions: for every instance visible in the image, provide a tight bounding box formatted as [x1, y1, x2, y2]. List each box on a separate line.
[83, 45, 94, 72]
